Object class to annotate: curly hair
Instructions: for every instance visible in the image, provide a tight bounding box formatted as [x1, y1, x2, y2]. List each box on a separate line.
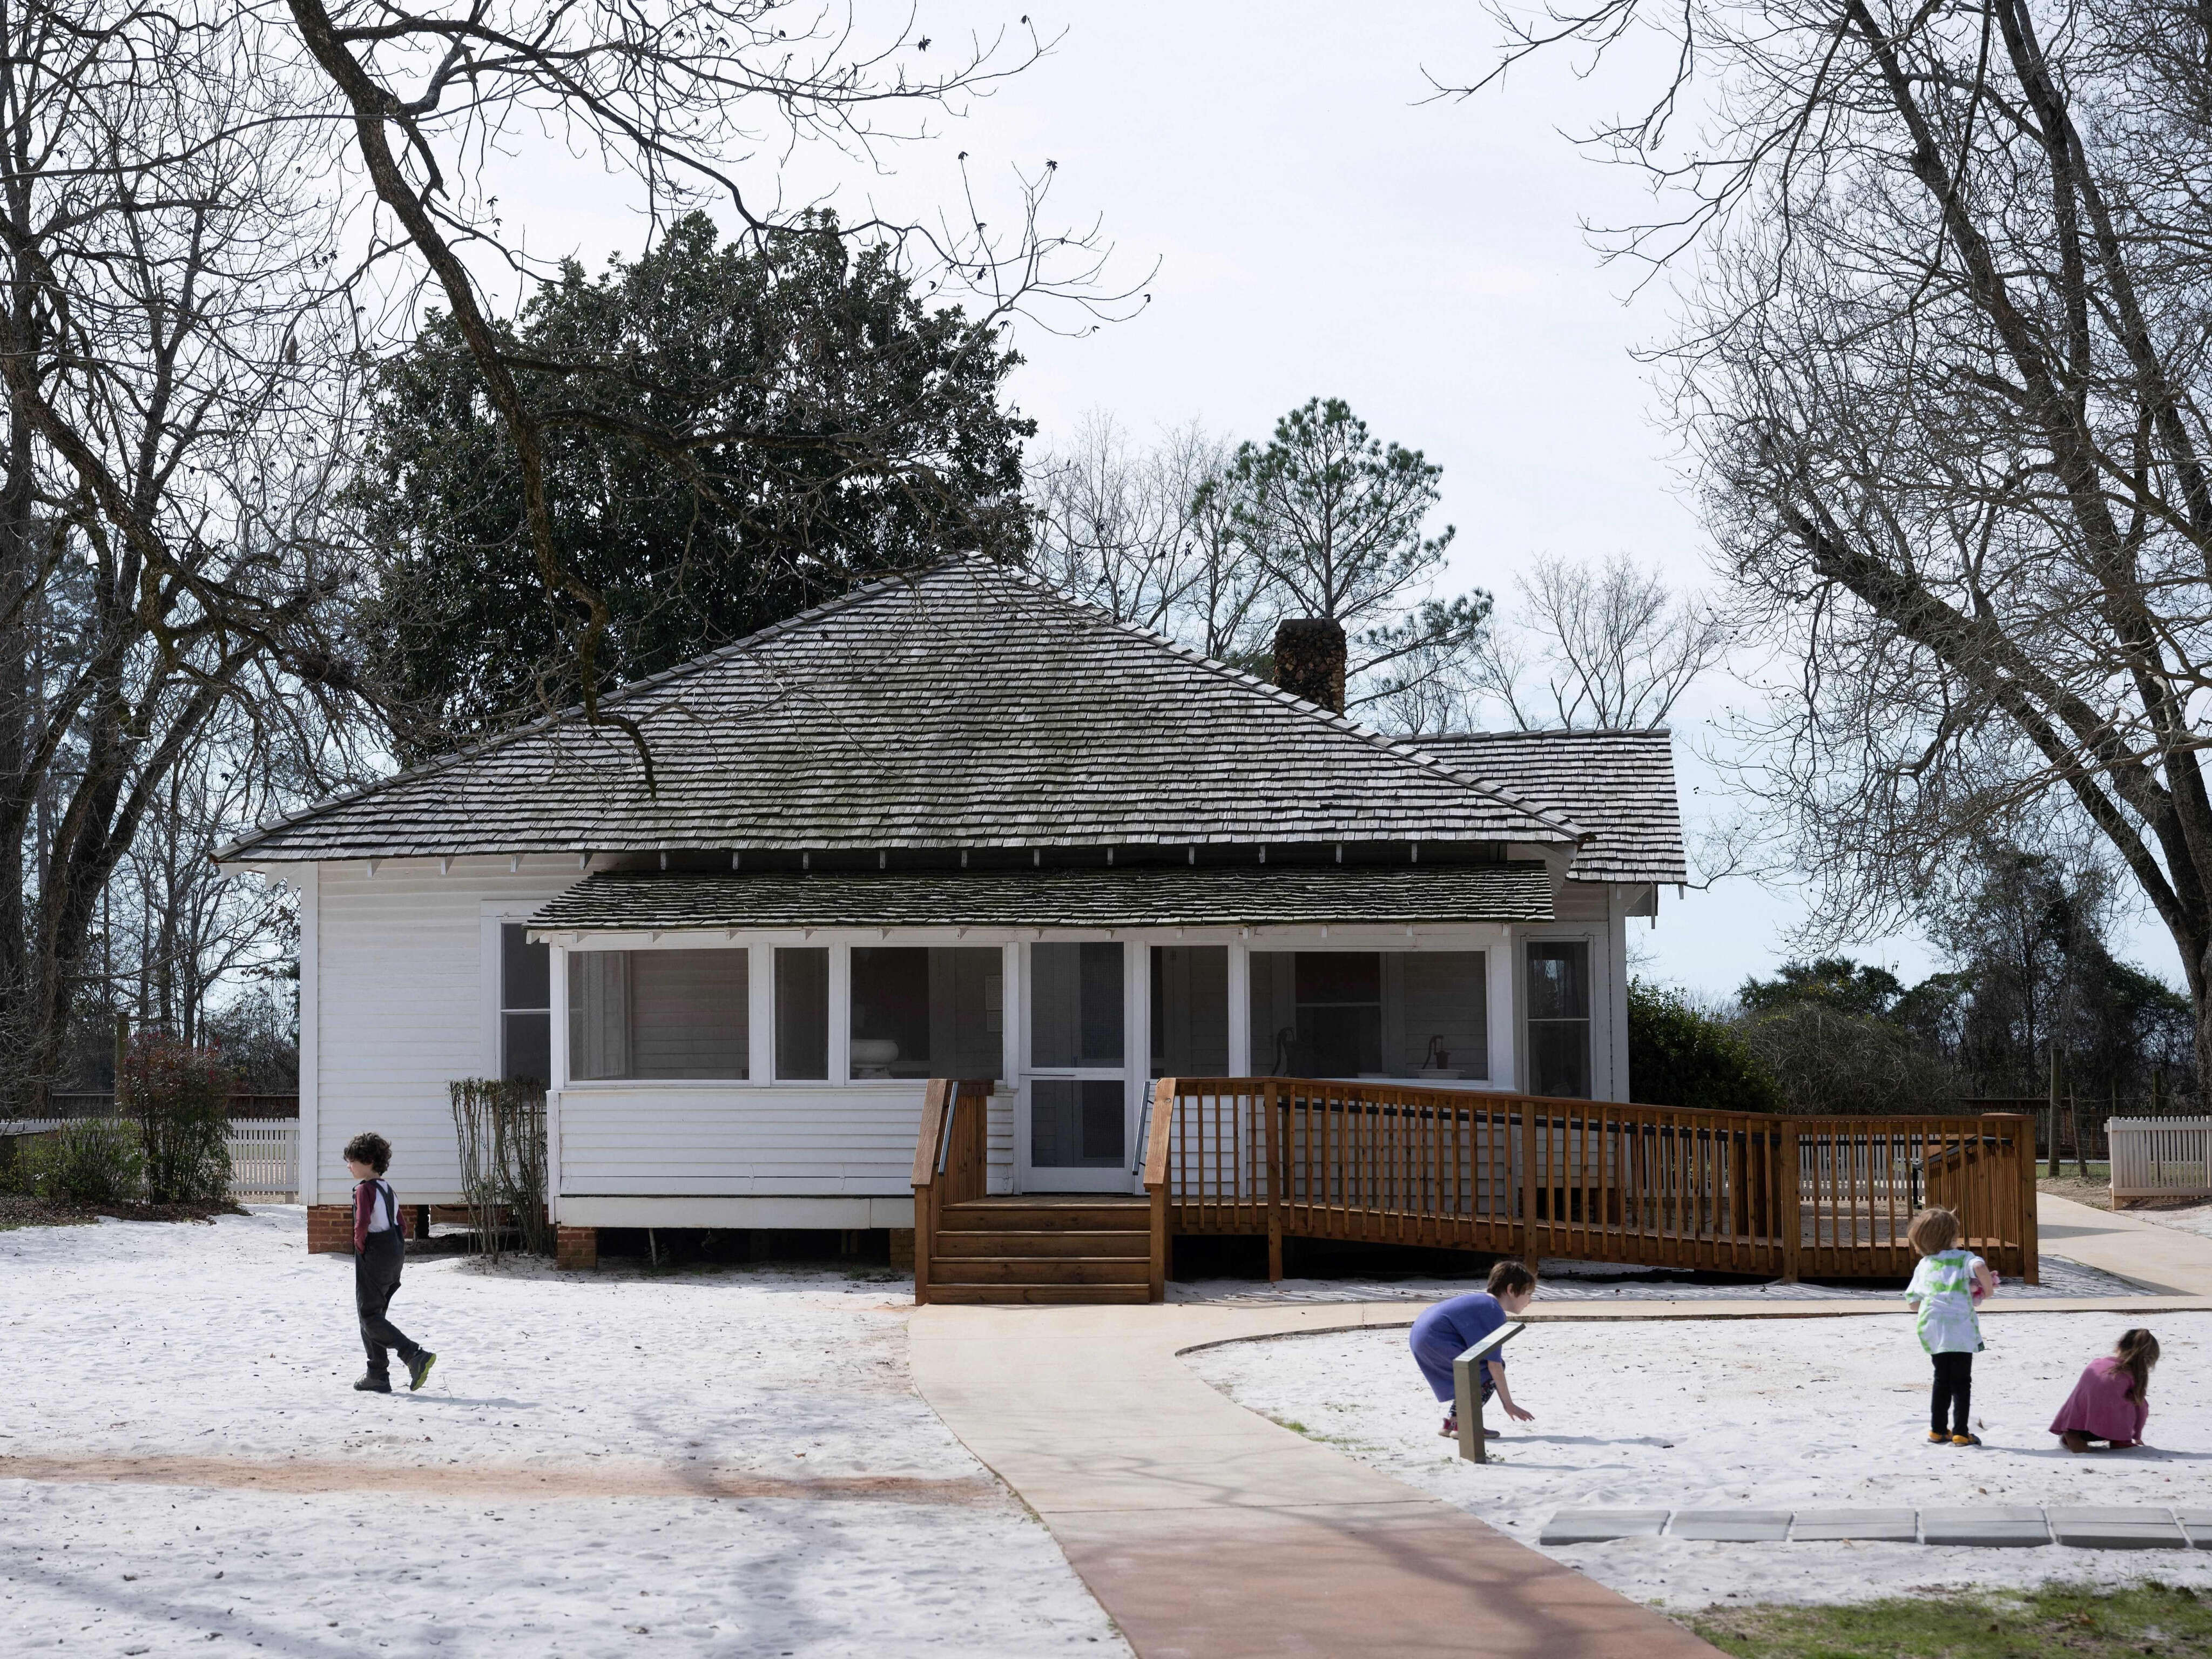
[343, 1132, 392, 1175]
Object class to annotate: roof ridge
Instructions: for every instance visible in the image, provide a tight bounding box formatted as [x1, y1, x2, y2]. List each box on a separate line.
[1412, 727, 1675, 741]
[968, 567, 1590, 841]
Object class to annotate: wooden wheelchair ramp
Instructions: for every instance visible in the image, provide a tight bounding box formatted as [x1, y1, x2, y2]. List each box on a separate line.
[911, 1078, 2040, 1304]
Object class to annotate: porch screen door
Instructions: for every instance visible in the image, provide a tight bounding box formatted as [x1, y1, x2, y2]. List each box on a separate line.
[1021, 941, 1130, 1192]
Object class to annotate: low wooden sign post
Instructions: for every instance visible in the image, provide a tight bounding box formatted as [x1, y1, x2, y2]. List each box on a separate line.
[1453, 1321, 1526, 1464]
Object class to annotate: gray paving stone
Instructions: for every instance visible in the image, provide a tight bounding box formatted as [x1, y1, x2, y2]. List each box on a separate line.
[2174, 1510, 2212, 1549]
[1921, 1507, 2051, 1547]
[2046, 1507, 2186, 1550]
[1668, 1509, 1793, 1542]
[1788, 1509, 1919, 1543]
[1540, 1509, 1672, 1546]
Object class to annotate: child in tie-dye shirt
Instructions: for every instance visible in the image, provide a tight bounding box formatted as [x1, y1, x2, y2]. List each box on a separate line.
[1904, 1206, 1999, 1446]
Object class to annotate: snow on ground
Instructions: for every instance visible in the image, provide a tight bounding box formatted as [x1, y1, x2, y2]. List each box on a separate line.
[0, 1208, 1128, 1657]
[2137, 1199, 2212, 1240]
[1185, 1307, 2212, 1609]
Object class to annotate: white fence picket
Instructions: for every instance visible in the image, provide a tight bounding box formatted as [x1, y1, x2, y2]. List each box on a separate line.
[2108, 1116, 2212, 1205]
[0, 1117, 298, 1202]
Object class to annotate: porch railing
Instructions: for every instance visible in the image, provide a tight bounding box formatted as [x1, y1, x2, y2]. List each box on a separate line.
[911, 1077, 993, 1304]
[1144, 1080, 2038, 1282]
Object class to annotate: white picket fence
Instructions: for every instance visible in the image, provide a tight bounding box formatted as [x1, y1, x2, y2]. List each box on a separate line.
[2109, 1116, 2212, 1206]
[0, 1117, 298, 1202]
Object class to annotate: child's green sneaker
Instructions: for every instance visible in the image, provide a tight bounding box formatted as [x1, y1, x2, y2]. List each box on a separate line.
[353, 1373, 391, 1394]
[406, 1351, 437, 1392]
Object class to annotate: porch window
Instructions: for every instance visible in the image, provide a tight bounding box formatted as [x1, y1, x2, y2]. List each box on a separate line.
[500, 923, 551, 1084]
[775, 947, 831, 1081]
[1249, 951, 1488, 1080]
[567, 949, 748, 1080]
[1150, 946, 1229, 1077]
[1525, 941, 1591, 1098]
[849, 947, 1004, 1080]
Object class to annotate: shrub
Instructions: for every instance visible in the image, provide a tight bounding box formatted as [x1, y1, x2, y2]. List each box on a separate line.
[1628, 979, 1786, 1113]
[22, 1120, 145, 1204]
[449, 1078, 549, 1258]
[1739, 1000, 1960, 1114]
[119, 1034, 234, 1203]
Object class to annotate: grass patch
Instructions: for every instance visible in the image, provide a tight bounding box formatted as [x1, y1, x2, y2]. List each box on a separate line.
[1687, 1581, 2212, 1658]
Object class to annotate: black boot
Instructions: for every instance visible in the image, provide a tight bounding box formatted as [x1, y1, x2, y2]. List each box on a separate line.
[353, 1372, 392, 1393]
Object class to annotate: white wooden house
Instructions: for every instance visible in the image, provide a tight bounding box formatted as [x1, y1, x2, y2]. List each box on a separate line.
[217, 561, 1685, 1265]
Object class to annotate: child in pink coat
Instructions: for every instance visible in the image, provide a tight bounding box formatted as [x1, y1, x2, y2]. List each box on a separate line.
[2049, 1329, 2160, 1452]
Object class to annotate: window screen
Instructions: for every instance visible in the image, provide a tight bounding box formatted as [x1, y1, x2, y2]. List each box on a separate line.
[1030, 942, 1124, 1068]
[849, 947, 1004, 1080]
[1249, 950, 1488, 1080]
[775, 947, 831, 1081]
[1150, 946, 1229, 1078]
[568, 949, 748, 1080]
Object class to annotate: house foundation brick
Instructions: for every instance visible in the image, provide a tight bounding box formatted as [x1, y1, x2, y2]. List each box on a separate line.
[307, 1205, 353, 1254]
[308, 1203, 430, 1253]
[555, 1226, 598, 1270]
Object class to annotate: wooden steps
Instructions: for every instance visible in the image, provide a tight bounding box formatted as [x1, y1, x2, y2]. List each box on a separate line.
[925, 1196, 1155, 1304]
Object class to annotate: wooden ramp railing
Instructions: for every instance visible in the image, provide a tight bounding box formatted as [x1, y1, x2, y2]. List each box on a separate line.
[911, 1077, 993, 1305]
[1143, 1080, 2038, 1284]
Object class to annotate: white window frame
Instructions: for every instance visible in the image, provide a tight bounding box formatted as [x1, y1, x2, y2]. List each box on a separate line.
[481, 904, 555, 1082]
[1519, 932, 1599, 1100]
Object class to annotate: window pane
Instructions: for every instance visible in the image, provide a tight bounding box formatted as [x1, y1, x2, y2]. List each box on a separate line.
[502, 1011, 550, 1085]
[1031, 942, 1123, 1068]
[1528, 1020, 1591, 1099]
[1249, 952, 1381, 1077]
[1030, 1078, 1125, 1168]
[568, 952, 631, 1080]
[501, 923, 549, 1011]
[631, 950, 747, 1078]
[847, 947, 1003, 1080]
[1527, 941, 1591, 1098]
[1150, 946, 1229, 1077]
[775, 948, 830, 1081]
[1388, 952, 1488, 1077]
[1526, 942, 1589, 1021]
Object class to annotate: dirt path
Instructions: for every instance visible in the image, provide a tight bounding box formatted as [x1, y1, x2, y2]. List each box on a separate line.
[0, 1453, 1006, 1507]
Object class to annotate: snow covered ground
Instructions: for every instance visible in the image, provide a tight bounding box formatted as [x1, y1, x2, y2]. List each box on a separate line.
[2139, 1199, 2212, 1240]
[0, 1208, 1128, 1657]
[1185, 1307, 2212, 1609]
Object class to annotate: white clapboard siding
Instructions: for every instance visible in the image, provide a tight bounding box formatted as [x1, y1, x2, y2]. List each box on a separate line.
[559, 1084, 1016, 1196]
[316, 861, 579, 1204]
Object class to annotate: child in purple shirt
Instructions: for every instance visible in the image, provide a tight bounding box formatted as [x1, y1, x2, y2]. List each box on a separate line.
[1409, 1260, 1537, 1440]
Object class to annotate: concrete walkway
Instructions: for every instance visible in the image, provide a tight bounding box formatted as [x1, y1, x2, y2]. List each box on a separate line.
[907, 1203, 2212, 1657]
[2036, 1192, 2212, 1295]
[910, 1300, 1723, 1659]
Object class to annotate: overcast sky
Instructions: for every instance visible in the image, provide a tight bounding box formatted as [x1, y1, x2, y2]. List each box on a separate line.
[484, 2, 2181, 999]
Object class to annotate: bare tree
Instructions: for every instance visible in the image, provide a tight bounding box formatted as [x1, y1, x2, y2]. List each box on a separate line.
[1440, 0, 2212, 1096]
[0, 2, 369, 1109]
[1029, 414, 1267, 662]
[1472, 552, 1731, 729]
[281, 1, 1135, 768]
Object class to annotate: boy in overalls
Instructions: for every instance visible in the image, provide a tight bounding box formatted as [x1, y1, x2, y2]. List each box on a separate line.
[343, 1132, 438, 1394]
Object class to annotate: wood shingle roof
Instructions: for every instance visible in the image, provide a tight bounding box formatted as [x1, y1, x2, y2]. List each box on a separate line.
[527, 863, 1557, 934]
[219, 561, 1587, 863]
[1407, 730, 1687, 885]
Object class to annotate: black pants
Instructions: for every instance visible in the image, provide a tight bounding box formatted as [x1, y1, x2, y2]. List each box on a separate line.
[1931, 1351, 1973, 1435]
[355, 1232, 422, 1377]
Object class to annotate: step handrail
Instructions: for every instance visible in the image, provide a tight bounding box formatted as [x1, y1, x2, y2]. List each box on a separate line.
[911, 1078, 996, 1306]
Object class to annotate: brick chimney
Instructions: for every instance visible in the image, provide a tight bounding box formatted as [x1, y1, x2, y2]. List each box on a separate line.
[1273, 617, 1346, 713]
